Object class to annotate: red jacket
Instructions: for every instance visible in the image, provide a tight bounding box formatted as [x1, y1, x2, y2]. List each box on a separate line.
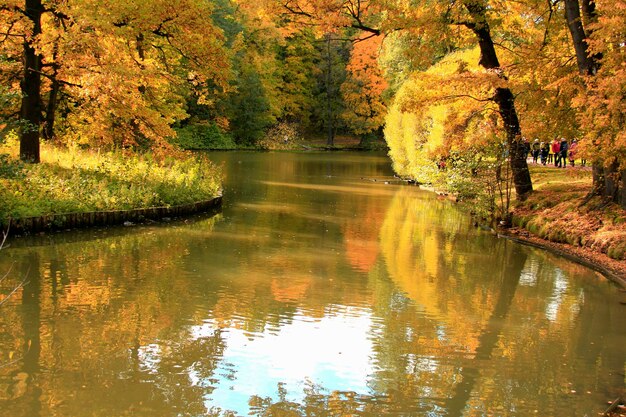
[551, 141, 560, 153]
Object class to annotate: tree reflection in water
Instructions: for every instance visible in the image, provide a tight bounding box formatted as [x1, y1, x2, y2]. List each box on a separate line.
[0, 152, 623, 417]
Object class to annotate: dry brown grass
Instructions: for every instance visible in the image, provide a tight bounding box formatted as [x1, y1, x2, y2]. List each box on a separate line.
[303, 134, 363, 148]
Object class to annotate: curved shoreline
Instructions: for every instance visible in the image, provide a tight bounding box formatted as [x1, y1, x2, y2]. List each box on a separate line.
[413, 182, 626, 290]
[6, 196, 223, 236]
[498, 227, 626, 290]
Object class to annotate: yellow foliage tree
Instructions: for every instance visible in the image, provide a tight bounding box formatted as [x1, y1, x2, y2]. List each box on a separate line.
[0, 0, 231, 158]
[573, 0, 626, 205]
[277, 0, 534, 198]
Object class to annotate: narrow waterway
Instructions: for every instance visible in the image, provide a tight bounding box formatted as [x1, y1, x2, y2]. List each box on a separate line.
[0, 151, 623, 416]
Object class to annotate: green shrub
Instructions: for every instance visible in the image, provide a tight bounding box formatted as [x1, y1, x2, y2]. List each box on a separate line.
[607, 240, 626, 260]
[171, 123, 236, 150]
[0, 154, 24, 179]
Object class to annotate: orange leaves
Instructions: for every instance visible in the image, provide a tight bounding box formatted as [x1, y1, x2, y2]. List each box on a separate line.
[341, 35, 388, 134]
[346, 35, 387, 95]
[47, 0, 232, 150]
[557, 0, 626, 165]
[279, 0, 379, 36]
[0, 0, 233, 152]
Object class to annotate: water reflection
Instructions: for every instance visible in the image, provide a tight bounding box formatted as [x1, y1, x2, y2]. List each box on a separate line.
[197, 306, 376, 412]
[0, 152, 623, 417]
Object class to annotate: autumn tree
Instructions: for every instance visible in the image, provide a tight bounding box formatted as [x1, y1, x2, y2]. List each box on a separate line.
[65, 0, 230, 150]
[276, 28, 319, 128]
[0, 0, 231, 158]
[203, 0, 314, 147]
[565, 0, 626, 206]
[340, 35, 388, 141]
[278, 0, 533, 198]
[519, 0, 626, 207]
[0, 0, 44, 161]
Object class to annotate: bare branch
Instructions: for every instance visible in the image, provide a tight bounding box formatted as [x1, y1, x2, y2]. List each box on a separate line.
[29, 69, 82, 88]
[0, 21, 25, 42]
[350, 22, 380, 35]
[152, 17, 175, 39]
[0, 4, 25, 16]
[0, 224, 8, 251]
[0, 336, 30, 370]
[0, 265, 13, 284]
[540, 0, 557, 49]
[440, 93, 495, 103]
[0, 353, 23, 370]
[346, 0, 380, 35]
[492, 41, 522, 57]
[282, 1, 313, 18]
[352, 32, 379, 43]
[282, 0, 380, 36]
[0, 279, 27, 307]
[0, 225, 28, 310]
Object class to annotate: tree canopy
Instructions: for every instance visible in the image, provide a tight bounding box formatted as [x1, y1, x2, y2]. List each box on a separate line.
[1, 0, 625, 205]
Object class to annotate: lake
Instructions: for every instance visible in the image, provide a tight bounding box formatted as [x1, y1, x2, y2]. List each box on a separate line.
[0, 151, 623, 416]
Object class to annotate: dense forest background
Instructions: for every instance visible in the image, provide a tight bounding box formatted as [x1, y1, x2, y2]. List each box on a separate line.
[1, 0, 624, 205]
[0, 0, 387, 154]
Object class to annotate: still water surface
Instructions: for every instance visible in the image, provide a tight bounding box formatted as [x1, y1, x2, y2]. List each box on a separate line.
[0, 152, 624, 416]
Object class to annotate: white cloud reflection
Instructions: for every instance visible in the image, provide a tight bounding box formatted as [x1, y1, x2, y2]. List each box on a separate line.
[191, 306, 376, 414]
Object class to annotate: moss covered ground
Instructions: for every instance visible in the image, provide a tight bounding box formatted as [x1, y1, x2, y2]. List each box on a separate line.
[510, 163, 626, 283]
[514, 164, 626, 260]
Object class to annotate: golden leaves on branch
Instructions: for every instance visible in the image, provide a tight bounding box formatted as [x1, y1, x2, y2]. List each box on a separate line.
[1, 0, 231, 153]
[389, 47, 507, 158]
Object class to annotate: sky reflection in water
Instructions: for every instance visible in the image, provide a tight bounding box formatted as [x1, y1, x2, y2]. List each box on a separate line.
[0, 152, 623, 417]
[190, 307, 375, 413]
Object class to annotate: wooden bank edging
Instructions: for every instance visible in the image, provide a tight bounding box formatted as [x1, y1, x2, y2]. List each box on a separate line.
[7, 195, 223, 235]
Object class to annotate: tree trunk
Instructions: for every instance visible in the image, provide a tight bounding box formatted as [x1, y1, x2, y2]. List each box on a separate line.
[43, 27, 61, 141]
[591, 160, 605, 194]
[617, 169, 626, 209]
[564, 0, 596, 75]
[493, 87, 533, 198]
[325, 33, 334, 147]
[563, 0, 617, 202]
[19, 0, 44, 163]
[604, 160, 620, 201]
[42, 79, 59, 140]
[580, 0, 598, 36]
[463, 1, 533, 199]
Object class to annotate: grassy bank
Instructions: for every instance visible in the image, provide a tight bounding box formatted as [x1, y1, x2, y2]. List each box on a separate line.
[0, 141, 222, 227]
[512, 165, 626, 262]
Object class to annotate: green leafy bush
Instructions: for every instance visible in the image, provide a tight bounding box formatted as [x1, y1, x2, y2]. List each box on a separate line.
[0, 154, 24, 179]
[172, 123, 236, 150]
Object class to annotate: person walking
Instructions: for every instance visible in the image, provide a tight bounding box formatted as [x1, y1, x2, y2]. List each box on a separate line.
[569, 139, 578, 166]
[547, 142, 553, 164]
[551, 138, 561, 167]
[559, 137, 569, 168]
[540, 141, 549, 165]
[532, 139, 540, 163]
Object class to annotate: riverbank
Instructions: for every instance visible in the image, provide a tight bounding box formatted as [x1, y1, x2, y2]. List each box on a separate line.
[508, 164, 626, 288]
[0, 141, 223, 232]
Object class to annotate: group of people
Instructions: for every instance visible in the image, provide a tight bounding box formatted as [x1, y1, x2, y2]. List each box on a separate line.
[526, 137, 584, 168]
